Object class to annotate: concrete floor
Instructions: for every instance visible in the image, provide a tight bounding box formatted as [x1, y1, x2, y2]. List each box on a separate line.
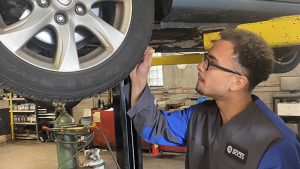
[0, 141, 185, 169]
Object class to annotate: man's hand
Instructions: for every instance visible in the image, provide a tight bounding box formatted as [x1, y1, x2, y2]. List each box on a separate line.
[130, 47, 154, 107]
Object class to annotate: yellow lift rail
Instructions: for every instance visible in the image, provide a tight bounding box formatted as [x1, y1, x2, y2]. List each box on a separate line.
[152, 53, 204, 66]
[153, 15, 300, 66]
[204, 15, 300, 50]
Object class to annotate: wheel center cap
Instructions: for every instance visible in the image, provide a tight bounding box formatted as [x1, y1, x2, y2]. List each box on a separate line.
[55, 0, 74, 8]
[57, 0, 72, 6]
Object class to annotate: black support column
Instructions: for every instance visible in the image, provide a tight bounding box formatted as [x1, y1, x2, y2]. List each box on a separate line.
[113, 80, 143, 169]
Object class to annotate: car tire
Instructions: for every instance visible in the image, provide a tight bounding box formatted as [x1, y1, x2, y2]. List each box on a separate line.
[0, 0, 154, 101]
[273, 46, 300, 73]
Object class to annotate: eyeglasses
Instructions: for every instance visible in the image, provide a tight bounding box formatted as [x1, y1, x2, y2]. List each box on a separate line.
[202, 54, 241, 75]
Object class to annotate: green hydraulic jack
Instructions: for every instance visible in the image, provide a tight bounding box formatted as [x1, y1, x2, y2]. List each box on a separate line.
[55, 106, 78, 169]
[42, 103, 93, 169]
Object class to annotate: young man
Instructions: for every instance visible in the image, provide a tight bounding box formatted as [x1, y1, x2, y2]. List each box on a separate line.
[126, 29, 300, 169]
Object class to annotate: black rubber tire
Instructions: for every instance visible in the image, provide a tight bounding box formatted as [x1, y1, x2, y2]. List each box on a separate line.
[273, 46, 300, 73]
[0, 0, 154, 102]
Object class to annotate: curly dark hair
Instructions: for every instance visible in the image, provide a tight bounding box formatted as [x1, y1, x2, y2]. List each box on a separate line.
[220, 29, 274, 91]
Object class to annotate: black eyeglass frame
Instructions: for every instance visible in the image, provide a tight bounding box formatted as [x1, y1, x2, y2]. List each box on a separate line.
[203, 54, 241, 76]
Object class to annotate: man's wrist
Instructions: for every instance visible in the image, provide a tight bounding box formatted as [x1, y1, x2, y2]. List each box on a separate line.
[131, 83, 147, 107]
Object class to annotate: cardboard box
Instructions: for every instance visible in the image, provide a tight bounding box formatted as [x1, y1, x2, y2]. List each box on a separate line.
[0, 99, 9, 109]
[277, 103, 300, 116]
[0, 134, 11, 144]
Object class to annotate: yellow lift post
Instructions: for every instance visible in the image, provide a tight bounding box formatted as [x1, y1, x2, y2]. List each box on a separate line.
[153, 15, 300, 66]
[9, 93, 14, 140]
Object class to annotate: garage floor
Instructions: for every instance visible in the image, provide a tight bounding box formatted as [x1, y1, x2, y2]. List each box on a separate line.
[0, 141, 185, 169]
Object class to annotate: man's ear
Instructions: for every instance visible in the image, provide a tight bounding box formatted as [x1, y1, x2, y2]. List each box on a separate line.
[230, 75, 249, 91]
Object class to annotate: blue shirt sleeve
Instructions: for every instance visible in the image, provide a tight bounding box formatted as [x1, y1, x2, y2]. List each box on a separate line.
[258, 138, 300, 169]
[140, 106, 197, 146]
[124, 84, 198, 146]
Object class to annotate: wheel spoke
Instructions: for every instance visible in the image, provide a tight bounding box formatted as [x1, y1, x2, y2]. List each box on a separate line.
[76, 11, 125, 50]
[0, 8, 53, 53]
[54, 22, 80, 72]
[0, 15, 5, 26]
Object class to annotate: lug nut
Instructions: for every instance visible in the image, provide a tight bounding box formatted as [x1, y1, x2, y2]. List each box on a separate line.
[75, 4, 86, 15]
[37, 0, 49, 7]
[55, 14, 67, 25]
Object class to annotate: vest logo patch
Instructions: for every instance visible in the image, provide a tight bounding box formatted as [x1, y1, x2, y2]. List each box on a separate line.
[225, 143, 248, 164]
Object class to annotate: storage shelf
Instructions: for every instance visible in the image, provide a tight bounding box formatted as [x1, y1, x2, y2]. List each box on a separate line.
[38, 113, 55, 116]
[38, 117, 55, 119]
[11, 98, 26, 101]
[9, 94, 40, 141]
[14, 122, 36, 125]
[2, 97, 26, 101]
[13, 110, 35, 113]
[15, 136, 37, 140]
[15, 133, 36, 137]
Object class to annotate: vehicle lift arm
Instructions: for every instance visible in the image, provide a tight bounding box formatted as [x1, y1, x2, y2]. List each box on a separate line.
[152, 15, 300, 66]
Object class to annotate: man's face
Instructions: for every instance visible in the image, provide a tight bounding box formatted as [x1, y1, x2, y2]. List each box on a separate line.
[196, 40, 241, 98]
